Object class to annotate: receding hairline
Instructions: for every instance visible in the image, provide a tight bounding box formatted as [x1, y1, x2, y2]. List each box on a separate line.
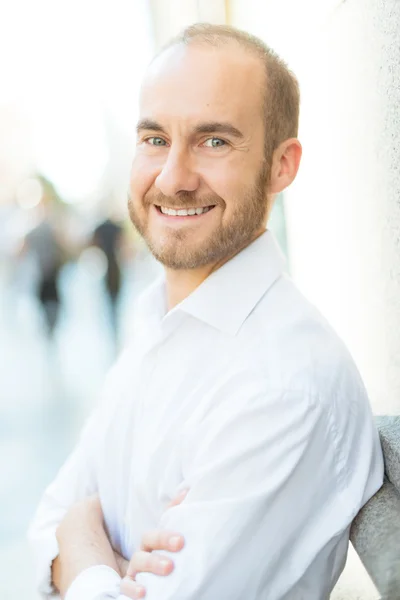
[151, 25, 271, 85]
[150, 23, 300, 157]
[158, 23, 274, 61]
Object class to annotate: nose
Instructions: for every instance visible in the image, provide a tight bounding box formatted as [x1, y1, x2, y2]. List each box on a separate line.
[155, 148, 200, 197]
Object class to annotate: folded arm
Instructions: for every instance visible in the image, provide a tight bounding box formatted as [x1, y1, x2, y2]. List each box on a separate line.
[36, 368, 381, 600]
[61, 381, 356, 600]
[55, 493, 187, 600]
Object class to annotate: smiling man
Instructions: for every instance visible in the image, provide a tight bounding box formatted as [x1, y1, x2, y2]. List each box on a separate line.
[29, 24, 383, 600]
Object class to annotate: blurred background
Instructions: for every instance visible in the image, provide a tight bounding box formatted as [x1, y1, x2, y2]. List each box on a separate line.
[1, 0, 399, 598]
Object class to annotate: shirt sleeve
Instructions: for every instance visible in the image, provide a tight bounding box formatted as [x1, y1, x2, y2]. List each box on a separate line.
[131, 371, 381, 599]
[64, 566, 123, 600]
[62, 566, 135, 600]
[28, 350, 132, 598]
[33, 365, 382, 600]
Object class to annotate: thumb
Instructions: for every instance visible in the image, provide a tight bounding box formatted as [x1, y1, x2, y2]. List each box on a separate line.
[166, 488, 189, 510]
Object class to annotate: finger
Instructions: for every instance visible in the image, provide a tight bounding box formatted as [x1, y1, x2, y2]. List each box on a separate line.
[166, 489, 189, 509]
[120, 576, 146, 599]
[127, 551, 174, 578]
[140, 529, 185, 552]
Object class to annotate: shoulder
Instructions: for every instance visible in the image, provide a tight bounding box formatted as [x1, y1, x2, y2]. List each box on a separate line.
[235, 274, 366, 407]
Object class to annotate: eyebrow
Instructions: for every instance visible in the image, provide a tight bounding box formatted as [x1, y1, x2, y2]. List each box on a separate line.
[192, 122, 244, 139]
[136, 119, 166, 134]
[136, 119, 244, 139]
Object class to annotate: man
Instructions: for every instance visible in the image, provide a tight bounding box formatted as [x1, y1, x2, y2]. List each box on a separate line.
[91, 216, 124, 337]
[29, 23, 384, 600]
[23, 176, 65, 335]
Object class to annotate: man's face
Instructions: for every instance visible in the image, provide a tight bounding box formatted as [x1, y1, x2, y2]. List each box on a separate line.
[129, 42, 270, 270]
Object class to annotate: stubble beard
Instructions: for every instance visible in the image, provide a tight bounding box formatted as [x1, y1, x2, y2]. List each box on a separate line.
[128, 162, 270, 270]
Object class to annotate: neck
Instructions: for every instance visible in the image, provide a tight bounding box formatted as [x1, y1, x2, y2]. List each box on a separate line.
[164, 228, 266, 311]
[165, 265, 213, 310]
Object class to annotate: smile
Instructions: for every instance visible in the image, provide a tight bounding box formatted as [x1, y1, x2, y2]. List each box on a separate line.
[155, 205, 216, 217]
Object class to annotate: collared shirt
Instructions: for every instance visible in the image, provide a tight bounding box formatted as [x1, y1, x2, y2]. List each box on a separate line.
[28, 230, 383, 600]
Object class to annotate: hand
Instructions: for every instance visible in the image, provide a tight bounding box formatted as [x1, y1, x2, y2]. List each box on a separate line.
[120, 489, 188, 599]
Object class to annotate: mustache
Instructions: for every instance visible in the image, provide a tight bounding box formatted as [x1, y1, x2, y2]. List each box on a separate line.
[143, 190, 224, 209]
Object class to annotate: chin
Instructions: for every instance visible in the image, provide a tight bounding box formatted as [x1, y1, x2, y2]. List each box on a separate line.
[148, 239, 207, 270]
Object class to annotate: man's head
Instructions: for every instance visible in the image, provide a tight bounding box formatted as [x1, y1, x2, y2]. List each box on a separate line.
[129, 23, 302, 270]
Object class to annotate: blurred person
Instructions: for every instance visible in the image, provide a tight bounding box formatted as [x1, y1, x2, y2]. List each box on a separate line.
[29, 24, 384, 600]
[21, 177, 66, 335]
[0, 202, 20, 319]
[91, 216, 124, 335]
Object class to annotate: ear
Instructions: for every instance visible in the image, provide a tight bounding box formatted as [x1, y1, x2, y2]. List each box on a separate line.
[268, 138, 302, 195]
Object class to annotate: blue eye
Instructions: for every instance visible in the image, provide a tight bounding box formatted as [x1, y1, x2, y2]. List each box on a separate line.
[147, 137, 167, 146]
[204, 137, 226, 148]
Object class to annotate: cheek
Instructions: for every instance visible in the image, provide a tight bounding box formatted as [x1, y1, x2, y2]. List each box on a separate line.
[130, 154, 159, 199]
[211, 155, 262, 203]
[200, 162, 243, 210]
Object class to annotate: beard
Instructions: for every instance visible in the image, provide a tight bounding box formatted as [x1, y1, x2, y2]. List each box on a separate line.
[128, 162, 270, 270]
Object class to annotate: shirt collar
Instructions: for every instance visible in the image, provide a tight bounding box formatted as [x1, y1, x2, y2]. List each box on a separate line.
[178, 229, 287, 336]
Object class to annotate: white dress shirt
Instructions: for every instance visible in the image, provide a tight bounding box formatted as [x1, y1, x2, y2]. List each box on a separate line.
[28, 230, 383, 600]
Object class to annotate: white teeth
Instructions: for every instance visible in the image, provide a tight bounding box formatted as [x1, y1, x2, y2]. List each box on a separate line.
[160, 207, 177, 215]
[159, 206, 212, 216]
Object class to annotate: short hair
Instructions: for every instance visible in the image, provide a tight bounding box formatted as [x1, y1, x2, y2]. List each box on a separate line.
[161, 23, 300, 162]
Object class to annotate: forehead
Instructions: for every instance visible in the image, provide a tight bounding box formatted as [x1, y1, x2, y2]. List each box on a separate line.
[139, 42, 265, 128]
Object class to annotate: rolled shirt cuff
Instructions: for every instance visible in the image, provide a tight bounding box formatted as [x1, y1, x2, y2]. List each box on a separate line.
[65, 565, 121, 600]
[27, 529, 60, 597]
